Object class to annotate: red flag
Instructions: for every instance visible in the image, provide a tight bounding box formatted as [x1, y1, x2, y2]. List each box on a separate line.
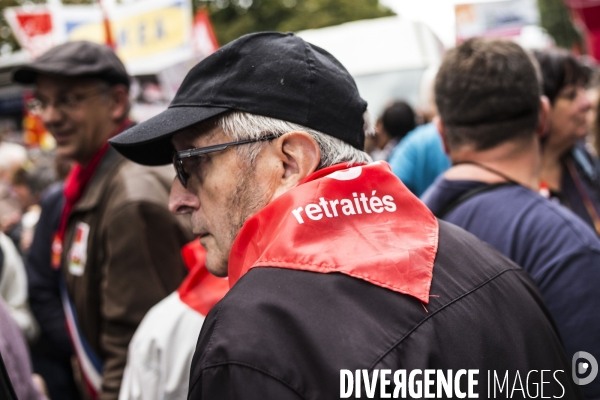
[192, 9, 219, 57]
[96, 0, 115, 49]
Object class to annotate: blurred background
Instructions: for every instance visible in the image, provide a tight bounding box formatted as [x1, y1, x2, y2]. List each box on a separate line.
[0, 0, 596, 146]
[0, 2, 598, 398]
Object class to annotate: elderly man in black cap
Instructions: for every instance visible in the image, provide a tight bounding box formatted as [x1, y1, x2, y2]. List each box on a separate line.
[111, 33, 581, 399]
[12, 41, 193, 400]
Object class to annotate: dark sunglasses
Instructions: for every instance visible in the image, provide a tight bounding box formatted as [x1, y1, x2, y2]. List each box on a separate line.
[172, 134, 279, 187]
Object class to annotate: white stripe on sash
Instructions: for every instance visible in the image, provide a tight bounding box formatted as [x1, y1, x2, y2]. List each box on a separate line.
[59, 279, 103, 394]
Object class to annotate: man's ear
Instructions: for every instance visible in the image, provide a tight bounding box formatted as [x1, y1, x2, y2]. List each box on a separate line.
[434, 116, 451, 155]
[271, 131, 321, 199]
[109, 84, 130, 122]
[536, 96, 551, 139]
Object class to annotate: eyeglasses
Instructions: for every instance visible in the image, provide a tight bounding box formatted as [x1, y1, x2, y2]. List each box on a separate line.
[172, 134, 279, 188]
[27, 87, 108, 116]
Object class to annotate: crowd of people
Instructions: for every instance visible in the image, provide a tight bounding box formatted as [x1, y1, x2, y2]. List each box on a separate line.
[0, 30, 599, 400]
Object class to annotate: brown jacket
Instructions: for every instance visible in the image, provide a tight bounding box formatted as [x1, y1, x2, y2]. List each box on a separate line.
[61, 147, 193, 400]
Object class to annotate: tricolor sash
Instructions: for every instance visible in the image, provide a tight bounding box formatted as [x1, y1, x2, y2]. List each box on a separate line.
[59, 277, 103, 399]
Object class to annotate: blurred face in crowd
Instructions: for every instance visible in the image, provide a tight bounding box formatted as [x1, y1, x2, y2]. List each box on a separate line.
[547, 85, 592, 154]
[169, 120, 320, 277]
[33, 75, 128, 165]
[12, 184, 32, 211]
[374, 120, 389, 150]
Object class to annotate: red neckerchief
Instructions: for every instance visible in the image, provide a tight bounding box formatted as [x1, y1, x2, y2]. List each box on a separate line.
[228, 162, 439, 304]
[178, 240, 229, 316]
[52, 119, 132, 269]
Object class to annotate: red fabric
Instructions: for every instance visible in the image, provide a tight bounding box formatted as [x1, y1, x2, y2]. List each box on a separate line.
[568, 4, 600, 60]
[52, 119, 131, 269]
[60, 145, 108, 234]
[83, 378, 98, 400]
[178, 240, 229, 316]
[51, 144, 109, 269]
[228, 162, 439, 304]
[575, 5, 600, 30]
[16, 13, 52, 36]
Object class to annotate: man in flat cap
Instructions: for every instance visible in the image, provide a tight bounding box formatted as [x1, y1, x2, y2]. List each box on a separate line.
[111, 32, 581, 399]
[13, 41, 193, 400]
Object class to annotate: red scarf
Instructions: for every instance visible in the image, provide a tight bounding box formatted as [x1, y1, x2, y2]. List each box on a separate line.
[179, 240, 229, 316]
[228, 162, 439, 304]
[52, 120, 131, 269]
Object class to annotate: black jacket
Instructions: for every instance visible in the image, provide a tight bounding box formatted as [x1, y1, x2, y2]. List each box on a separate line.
[25, 183, 71, 356]
[188, 221, 581, 399]
[25, 183, 81, 400]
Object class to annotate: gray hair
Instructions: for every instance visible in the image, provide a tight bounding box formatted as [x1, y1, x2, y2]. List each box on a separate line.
[216, 111, 372, 168]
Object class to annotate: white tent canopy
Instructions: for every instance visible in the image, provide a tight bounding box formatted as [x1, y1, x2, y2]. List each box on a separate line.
[298, 16, 444, 116]
[297, 16, 443, 77]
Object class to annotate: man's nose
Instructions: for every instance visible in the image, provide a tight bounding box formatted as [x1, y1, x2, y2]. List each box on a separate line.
[169, 177, 200, 214]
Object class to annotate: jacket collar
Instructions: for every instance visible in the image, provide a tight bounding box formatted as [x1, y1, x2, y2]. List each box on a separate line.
[73, 147, 126, 213]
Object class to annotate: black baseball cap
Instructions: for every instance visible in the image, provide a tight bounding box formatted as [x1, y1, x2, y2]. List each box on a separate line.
[109, 32, 368, 166]
[13, 41, 130, 88]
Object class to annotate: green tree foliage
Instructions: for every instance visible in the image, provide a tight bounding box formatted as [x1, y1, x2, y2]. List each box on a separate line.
[537, 0, 581, 49]
[196, 0, 395, 45]
[0, 0, 30, 53]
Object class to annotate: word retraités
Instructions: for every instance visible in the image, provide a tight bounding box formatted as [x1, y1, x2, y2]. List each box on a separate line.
[291, 192, 397, 224]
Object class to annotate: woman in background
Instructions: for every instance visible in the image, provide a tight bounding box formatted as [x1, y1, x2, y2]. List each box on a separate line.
[370, 100, 416, 162]
[534, 49, 600, 234]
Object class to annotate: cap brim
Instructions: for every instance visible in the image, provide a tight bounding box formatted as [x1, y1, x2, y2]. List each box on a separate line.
[109, 106, 229, 166]
[13, 65, 130, 87]
[13, 66, 44, 84]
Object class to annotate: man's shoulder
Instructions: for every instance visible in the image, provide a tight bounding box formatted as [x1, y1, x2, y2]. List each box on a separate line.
[191, 268, 428, 397]
[190, 229, 566, 397]
[434, 219, 525, 284]
[103, 158, 173, 205]
[123, 292, 205, 400]
[453, 183, 600, 252]
[80, 149, 171, 209]
[402, 123, 439, 144]
[429, 181, 600, 285]
[196, 229, 528, 368]
[93, 159, 192, 236]
[203, 222, 528, 330]
[421, 177, 484, 213]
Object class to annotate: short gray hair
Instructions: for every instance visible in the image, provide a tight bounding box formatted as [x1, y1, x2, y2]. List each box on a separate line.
[216, 111, 372, 169]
